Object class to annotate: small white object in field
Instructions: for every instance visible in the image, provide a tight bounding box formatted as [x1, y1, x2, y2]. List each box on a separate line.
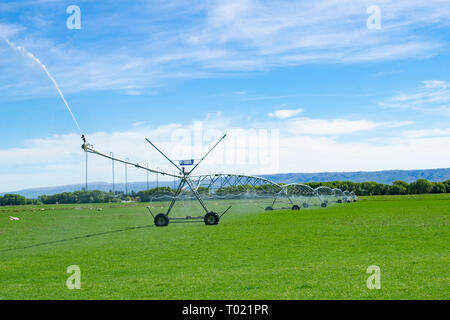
[9, 216, 20, 221]
[97, 208, 103, 211]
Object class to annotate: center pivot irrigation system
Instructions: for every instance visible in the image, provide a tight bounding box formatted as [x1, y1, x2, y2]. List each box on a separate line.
[81, 134, 357, 227]
[82, 134, 230, 227]
[6, 38, 356, 228]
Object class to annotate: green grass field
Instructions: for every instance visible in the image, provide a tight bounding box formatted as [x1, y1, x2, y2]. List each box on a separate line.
[0, 194, 449, 300]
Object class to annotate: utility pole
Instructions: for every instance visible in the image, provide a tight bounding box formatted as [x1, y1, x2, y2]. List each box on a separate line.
[173, 171, 176, 190]
[156, 169, 159, 189]
[145, 163, 149, 190]
[85, 151, 88, 192]
[125, 158, 129, 196]
[110, 152, 115, 194]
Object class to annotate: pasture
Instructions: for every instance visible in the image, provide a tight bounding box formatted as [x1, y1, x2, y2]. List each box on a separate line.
[0, 194, 448, 299]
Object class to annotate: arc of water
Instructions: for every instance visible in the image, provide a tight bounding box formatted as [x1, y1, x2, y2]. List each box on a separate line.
[5, 39, 83, 134]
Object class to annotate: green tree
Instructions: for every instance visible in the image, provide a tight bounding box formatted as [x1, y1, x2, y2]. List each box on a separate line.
[409, 179, 432, 194]
[443, 180, 450, 193]
[392, 180, 408, 195]
[1, 194, 27, 205]
[137, 187, 175, 202]
[431, 182, 446, 193]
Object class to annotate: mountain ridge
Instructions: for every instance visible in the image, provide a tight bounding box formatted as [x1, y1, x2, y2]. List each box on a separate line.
[2, 168, 450, 199]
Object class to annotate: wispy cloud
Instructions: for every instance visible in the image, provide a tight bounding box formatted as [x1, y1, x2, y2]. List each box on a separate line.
[268, 108, 303, 119]
[0, 23, 23, 38]
[0, 115, 444, 192]
[1, 1, 450, 96]
[402, 128, 450, 139]
[380, 80, 450, 116]
[285, 118, 413, 135]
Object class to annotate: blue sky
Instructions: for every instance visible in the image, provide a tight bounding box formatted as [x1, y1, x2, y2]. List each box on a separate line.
[1, 0, 450, 191]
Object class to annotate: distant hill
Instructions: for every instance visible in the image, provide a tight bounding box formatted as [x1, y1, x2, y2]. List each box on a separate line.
[2, 168, 450, 199]
[260, 168, 450, 185]
[0, 181, 173, 199]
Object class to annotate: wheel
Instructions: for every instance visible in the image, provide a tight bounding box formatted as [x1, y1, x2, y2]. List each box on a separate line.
[337, 199, 342, 203]
[265, 206, 273, 211]
[302, 202, 309, 208]
[292, 205, 300, 210]
[154, 213, 169, 227]
[321, 202, 327, 208]
[204, 212, 220, 225]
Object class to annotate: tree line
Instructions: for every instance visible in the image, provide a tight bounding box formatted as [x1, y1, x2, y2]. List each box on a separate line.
[0, 194, 40, 206]
[1, 179, 449, 206]
[305, 179, 450, 196]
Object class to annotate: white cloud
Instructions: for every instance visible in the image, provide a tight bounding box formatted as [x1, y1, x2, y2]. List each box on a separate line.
[1, 1, 450, 95]
[132, 121, 148, 127]
[0, 115, 439, 192]
[124, 90, 143, 96]
[0, 23, 23, 38]
[285, 118, 412, 135]
[278, 133, 450, 173]
[268, 108, 303, 119]
[380, 80, 450, 116]
[402, 128, 450, 139]
[423, 80, 448, 89]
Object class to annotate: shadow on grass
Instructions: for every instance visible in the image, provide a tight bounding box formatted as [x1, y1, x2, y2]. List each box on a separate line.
[1, 224, 154, 252]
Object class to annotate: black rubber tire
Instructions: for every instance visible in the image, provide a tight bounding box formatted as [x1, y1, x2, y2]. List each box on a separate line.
[337, 199, 342, 203]
[321, 202, 327, 208]
[154, 213, 169, 227]
[265, 206, 274, 211]
[292, 205, 300, 210]
[204, 212, 220, 225]
[302, 202, 309, 208]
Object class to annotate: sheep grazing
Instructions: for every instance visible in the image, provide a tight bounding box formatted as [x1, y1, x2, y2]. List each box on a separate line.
[9, 216, 20, 221]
